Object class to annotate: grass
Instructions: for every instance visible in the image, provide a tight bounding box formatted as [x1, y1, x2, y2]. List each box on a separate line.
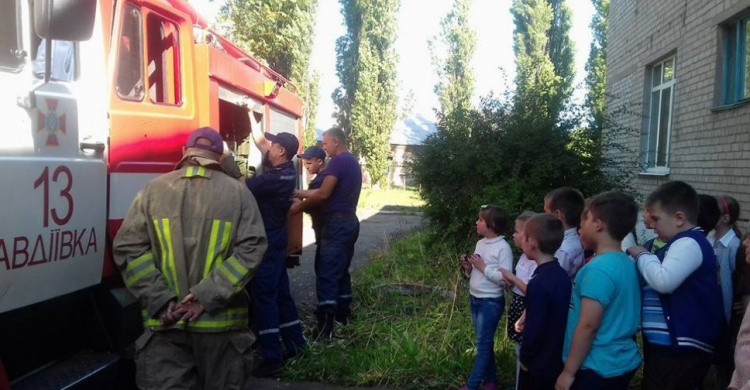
[285, 226, 725, 389]
[357, 188, 425, 213]
[285, 229, 517, 389]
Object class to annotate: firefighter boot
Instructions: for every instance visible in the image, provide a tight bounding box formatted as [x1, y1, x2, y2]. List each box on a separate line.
[314, 311, 336, 341]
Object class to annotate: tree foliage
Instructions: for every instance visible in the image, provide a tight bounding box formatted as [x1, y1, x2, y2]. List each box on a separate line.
[585, 0, 609, 133]
[429, 0, 476, 134]
[220, 0, 320, 143]
[511, 0, 574, 123]
[333, 0, 400, 185]
[413, 0, 636, 246]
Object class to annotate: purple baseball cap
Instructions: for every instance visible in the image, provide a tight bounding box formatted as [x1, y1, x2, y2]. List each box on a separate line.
[186, 127, 224, 155]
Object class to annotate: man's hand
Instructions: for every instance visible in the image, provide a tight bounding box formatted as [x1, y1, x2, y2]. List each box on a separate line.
[292, 189, 304, 199]
[289, 200, 304, 216]
[159, 300, 179, 326]
[555, 370, 575, 390]
[173, 293, 204, 322]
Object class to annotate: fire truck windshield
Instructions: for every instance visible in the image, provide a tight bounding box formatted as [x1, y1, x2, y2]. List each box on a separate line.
[0, 0, 23, 72]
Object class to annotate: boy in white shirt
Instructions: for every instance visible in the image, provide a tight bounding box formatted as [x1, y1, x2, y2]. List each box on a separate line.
[544, 187, 585, 281]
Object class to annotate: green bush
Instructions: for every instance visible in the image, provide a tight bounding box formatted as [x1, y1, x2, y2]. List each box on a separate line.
[412, 95, 639, 246]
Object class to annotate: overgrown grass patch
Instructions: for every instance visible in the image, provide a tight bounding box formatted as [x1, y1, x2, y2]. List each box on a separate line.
[285, 229, 517, 389]
[357, 188, 425, 213]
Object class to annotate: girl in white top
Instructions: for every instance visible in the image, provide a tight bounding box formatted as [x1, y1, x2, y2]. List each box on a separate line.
[458, 205, 514, 390]
[499, 211, 538, 390]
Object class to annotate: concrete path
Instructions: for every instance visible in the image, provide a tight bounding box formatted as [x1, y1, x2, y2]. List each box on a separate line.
[245, 209, 422, 390]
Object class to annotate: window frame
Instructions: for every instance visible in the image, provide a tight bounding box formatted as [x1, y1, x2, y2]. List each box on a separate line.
[144, 10, 183, 107]
[0, 0, 24, 73]
[115, 3, 145, 102]
[720, 15, 750, 106]
[642, 56, 676, 174]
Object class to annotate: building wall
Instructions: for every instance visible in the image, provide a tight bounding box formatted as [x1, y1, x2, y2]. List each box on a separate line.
[388, 144, 422, 188]
[607, 0, 750, 222]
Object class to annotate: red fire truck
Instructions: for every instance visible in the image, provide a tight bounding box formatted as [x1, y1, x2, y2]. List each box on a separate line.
[0, 0, 304, 388]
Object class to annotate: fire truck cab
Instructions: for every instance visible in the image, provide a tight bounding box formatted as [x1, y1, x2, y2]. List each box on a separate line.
[0, 0, 304, 387]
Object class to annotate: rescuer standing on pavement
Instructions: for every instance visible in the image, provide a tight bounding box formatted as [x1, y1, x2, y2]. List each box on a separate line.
[245, 128, 307, 377]
[113, 127, 267, 390]
[290, 128, 362, 340]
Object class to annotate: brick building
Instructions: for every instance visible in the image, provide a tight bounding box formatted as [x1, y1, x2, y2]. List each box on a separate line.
[606, 0, 750, 222]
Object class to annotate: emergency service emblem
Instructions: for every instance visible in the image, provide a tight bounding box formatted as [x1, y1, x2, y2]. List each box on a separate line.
[37, 98, 66, 146]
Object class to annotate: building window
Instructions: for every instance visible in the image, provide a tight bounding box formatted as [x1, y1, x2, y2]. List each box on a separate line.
[721, 16, 750, 105]
[643, 56, 675, 172]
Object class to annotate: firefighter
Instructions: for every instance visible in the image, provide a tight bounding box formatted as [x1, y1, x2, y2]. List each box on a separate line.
[245, 130, 307, 378]
[113, 127, 267, 390]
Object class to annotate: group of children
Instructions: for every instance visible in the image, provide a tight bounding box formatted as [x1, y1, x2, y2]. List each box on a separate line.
[458, 181, 749, 390]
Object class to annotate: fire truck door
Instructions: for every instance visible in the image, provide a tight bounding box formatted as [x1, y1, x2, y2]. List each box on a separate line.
[107, 2, 197, 235]
[0, 57, 107, 313]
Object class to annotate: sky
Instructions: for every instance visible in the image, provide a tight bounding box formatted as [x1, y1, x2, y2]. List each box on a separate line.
[191, 0, 595, 131]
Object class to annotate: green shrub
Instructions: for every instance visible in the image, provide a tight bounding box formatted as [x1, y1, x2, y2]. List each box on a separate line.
[411, 95, 639, 248]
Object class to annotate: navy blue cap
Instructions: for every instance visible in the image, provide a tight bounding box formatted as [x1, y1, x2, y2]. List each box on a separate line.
[186, 127, 223, 155]
[297, 145, 326, 160]
[265, 132, 299, 157]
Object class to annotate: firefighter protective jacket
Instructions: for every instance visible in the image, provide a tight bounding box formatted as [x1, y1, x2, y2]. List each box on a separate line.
[113, 157, 267, 332]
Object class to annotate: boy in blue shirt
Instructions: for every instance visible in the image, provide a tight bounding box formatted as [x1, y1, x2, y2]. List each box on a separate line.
[517, 214, 571, 390]
[556, 191, 641, 390]
[626, 181, 724, 390]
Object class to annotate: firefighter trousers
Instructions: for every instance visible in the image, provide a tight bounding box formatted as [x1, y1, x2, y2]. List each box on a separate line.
[249, 227, 306, 363]
[134, 329, 254, 390]
[316, 215, 359, 320]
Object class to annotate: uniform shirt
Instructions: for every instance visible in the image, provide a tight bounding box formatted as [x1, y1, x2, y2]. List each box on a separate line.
[469, 236, 513, 298]
[322, 152, 362, 214]
[556, 228, 585, 281]
[513, 254, 537, 296]
[520, 260, 572, 380]
[708, 229, 740, 322]
[246, 160, 296, 231]
[564, 251, 641, 378]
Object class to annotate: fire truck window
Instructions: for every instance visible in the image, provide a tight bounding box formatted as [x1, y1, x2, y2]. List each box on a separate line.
[0, 0, 22, 71]
[146, 15, 181, 105]
[115, 4, 144, 100]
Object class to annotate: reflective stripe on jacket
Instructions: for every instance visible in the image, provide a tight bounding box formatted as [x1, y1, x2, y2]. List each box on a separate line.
[114, 158, 267, 333]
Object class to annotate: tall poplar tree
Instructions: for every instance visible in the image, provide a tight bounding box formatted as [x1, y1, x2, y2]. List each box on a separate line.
[333, 0, 400, 185]
[511, 0, 575, 123]
[430, 0, 476, 133]
[220, 0, 320, 144]
[585, 0, 609, 133]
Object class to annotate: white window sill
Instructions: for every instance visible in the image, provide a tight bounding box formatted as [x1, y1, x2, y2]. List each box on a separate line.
[638, 168, 670, 177]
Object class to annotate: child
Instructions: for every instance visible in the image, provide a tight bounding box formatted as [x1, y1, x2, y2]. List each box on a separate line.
[513, 214, 570, 390]
[708, 195, 741, 389]
[544, 187, 585, 281]
[556, 191, 641, 390]
[729, 233, 750, 389]
[458, 205, 514, 390]
[626, 181, 724, 390]
[294, 146, 327, 274]
[710, 195, 742, 323]
[499, 211, 538, 389]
